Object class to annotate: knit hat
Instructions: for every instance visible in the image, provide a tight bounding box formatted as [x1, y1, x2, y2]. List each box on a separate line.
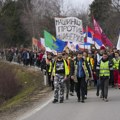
[100, 46, 106, 50]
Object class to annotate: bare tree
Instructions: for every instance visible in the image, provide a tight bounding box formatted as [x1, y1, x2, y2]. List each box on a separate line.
[19, 0, 61, 40]
[112, 0, 120, 13]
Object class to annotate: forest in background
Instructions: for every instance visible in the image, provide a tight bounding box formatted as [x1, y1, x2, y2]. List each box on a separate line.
[0, 0, 119, 48]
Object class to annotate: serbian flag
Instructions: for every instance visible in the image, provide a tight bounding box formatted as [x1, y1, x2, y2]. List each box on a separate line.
[87, 26, 94, 44]
[101, 33, 113, 47]
[93, 33, 103, 49]
[93, 17, 103, 34]
[93, 17, 113, 47]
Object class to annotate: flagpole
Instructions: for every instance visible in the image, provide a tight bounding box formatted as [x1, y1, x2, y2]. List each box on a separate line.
[85, 26, 88, 50]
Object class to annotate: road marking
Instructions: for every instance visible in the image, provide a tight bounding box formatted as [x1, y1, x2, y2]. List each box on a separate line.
[18, 97, 53, 120]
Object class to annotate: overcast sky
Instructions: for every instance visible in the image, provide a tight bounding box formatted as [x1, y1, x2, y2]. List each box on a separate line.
[64, 0, 94, 10]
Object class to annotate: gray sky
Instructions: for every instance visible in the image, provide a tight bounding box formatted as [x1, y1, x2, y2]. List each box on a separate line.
[64, 0, 94, 10]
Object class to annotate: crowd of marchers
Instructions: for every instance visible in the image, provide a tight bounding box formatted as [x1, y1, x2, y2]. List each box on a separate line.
[0, 46, 120, 103]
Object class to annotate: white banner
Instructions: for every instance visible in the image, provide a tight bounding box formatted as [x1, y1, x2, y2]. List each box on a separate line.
[55, 17, 84, 43]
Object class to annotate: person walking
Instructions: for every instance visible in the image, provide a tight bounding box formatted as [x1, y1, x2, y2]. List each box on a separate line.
[74, 51, 91, 103]
[113, 51, 120, 88]
[52, 52, 69, 103]
[97, 52, 113, 102]
[94, 47, 105, 97]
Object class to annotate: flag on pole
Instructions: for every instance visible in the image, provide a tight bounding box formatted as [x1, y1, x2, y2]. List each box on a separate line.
[93, 17, 113, 47]
[37, 40, 45, 50]
[44, 30, 57, 50]
[93, 33, 103, 47]
[44, 30, 67, 52]
[117, 32, 120, 50]
[93, 17, 102, 34]
[55, 38, 67, 52]
[87, 26, 94, 44]
[86, 26, 103, 49]
[101, 33, 113, 47]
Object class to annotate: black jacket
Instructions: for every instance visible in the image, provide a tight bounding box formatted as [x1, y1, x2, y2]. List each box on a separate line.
[70, 59, 75, 76]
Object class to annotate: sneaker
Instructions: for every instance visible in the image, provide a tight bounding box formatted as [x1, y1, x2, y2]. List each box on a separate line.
[70, 92, 74, 96]
[100, 94, 103, 98]
[96, 92, 99, 96]
[81, 100, 85, 103]
[60, 100, 63, 103]
[112, 85, 114, 88]
[104, 99, 108, 102]
[84, 95, 87, 99]
[66, 95, 69, 100]
[52, 99, 58, 103]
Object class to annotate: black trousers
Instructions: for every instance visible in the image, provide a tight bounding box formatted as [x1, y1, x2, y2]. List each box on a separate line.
[64, 78, 70, 99]
[76, 77, 85, 101]
[109, 70, 114, 86]
[70, 78, 75, 93]
[47, 72, 52, 86]
[85, 80, 88, 96]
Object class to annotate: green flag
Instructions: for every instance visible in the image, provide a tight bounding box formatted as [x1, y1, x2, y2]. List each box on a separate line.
[44, 30, 57, 50]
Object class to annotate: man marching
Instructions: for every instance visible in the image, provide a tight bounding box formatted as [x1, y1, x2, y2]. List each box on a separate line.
[52, 52, 69, 103]
[97, 52, 113, 102]
[74, 51, 91, 103]
[113, 51, 120, 88]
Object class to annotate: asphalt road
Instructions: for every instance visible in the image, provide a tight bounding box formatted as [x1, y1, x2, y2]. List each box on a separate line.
[19, 88, 120, 120]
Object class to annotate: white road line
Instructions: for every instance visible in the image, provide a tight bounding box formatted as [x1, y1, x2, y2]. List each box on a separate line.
[18, 97, 53, 120]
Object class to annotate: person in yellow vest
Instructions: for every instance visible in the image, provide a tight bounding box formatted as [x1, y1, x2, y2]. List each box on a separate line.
[63, 53, 70, 100]
[112, 51, 120, 87]
[97, 52, 113, 102]
[83, 51, 93, 99]
[52, 52, 69, 103]
[46, 53, 53, 87]
[87, 51, 94, 71]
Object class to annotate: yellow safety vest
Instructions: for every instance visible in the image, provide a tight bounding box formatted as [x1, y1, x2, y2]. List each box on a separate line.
[67, 59, 70, 75]
[52, 60, 69, 76]
[99, 61, 110, 77]
[83, 62, 89, 79]
[87, 57, 94, 69]
[113, 58, 120, 70]
[48, 62, 52, 73]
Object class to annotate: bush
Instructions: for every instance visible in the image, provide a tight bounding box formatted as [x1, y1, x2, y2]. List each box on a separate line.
[0, 64, 20, 99]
